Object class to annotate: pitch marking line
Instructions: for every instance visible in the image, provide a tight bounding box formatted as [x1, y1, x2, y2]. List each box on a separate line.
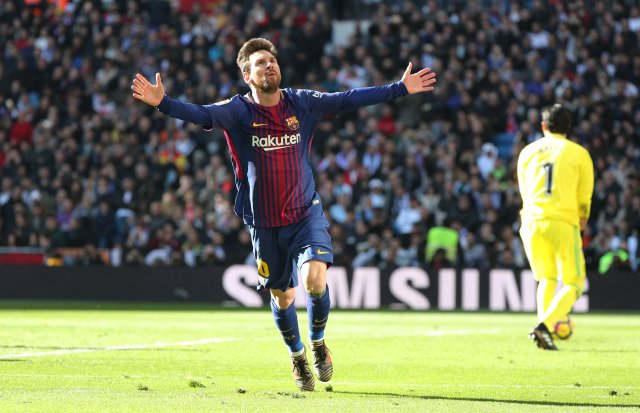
[0, 329, 497, 359]
[0, 337, 234, 360]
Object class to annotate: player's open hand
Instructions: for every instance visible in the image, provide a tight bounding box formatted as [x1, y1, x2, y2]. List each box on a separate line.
[401, 63, 436, 95]
[131, 73, 165, 107]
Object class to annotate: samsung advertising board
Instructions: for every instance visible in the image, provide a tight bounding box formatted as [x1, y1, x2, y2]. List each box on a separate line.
[222, 265, 591, 312]
[0, 265, 635, 310]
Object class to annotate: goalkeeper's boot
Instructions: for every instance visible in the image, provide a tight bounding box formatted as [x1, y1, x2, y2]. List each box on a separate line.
[291, 349, 315, 391]
[529, 323, 558, 350]
[311, 339, 333, 382]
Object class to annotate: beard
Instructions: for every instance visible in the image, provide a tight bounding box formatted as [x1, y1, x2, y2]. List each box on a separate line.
[258, 73, 281, 94]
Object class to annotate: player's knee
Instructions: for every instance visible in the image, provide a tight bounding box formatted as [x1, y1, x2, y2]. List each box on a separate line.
[538, 277, 558, 288]
[540, 277, 558, 283]
[569, 283, 584, 298]
[272, 295, 294, 310]
[305, 283, 326, 296]
[271, 289, 295, 309]
[303, 277, 324, 294]
[302, 260, 327, 295]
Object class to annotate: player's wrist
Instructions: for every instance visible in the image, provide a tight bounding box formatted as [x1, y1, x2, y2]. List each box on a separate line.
[154, 94, 166, 107]
[155, 95, 170, 113]
[397, 80, 409, 95]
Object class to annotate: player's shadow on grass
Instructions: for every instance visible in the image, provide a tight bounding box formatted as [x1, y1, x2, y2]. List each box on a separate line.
[333, 390, 640, 409]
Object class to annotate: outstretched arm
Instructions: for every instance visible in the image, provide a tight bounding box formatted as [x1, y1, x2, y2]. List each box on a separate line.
[131, 72, 214, 128]
[304, 63, 436, 119]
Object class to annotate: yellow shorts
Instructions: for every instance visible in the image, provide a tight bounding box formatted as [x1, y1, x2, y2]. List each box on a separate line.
[519, 219, 586, 293]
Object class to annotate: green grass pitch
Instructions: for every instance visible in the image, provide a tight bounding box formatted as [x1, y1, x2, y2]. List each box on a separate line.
[0, 301, 638, 412]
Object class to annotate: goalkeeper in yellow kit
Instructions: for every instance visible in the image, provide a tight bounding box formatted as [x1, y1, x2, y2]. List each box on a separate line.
[517, 104, 594, 350]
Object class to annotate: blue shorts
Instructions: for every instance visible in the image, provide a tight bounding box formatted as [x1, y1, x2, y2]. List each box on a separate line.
[249, 201, 333, 292]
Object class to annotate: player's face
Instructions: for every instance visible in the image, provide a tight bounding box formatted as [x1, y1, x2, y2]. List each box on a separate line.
[246, 50, 281, 94]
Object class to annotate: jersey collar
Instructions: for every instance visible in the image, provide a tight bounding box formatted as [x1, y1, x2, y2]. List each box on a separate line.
[245, 89, 284, 106]
[544, 132, 568, 140]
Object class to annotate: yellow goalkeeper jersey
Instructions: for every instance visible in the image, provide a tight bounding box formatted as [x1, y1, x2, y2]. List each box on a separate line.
[517, 132, 594, 227]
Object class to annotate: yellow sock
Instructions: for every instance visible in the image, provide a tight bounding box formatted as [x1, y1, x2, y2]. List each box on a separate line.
[537, 278, 557, 323]
[542, 285, 581, 329]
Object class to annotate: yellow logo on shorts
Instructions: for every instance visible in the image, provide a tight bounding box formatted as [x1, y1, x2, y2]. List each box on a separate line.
[257, 259, 270, 277]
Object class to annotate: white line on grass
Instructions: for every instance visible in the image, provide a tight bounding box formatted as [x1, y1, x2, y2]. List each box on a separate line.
[0, 328, 495, 360]
[0, 328, 506, 359]
[0, 337, 234, 359]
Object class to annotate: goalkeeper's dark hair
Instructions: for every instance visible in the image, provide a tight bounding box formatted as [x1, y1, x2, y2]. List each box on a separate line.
[541, 104, 573, 135]
[236, 38, 278, 74]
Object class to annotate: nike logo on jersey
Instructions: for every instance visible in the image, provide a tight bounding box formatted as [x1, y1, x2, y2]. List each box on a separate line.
[317, 249, 330, 255]
[252, 122, 268, 127]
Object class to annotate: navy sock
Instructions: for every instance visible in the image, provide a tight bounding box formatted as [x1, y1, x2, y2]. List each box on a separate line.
[307, 285, 330, 341]
[270, 299, 304, 354]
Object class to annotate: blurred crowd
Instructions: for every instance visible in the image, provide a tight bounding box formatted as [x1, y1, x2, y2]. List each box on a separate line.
[0, 0, 638, 273]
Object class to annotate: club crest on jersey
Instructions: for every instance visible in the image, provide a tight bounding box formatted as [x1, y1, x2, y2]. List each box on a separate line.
[286, 116, 299, 130]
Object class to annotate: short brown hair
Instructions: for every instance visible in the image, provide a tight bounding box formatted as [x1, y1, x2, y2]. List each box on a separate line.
[236, 38, 278, 74]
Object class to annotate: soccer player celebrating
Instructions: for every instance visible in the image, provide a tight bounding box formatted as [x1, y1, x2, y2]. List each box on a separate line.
[517, 104, 594, 350]
[131, 38, 436, 389]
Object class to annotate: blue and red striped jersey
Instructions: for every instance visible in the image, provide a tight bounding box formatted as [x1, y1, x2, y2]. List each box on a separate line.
[157, 82, 408, 227]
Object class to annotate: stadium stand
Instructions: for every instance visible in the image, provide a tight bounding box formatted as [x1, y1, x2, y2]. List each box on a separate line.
[0, 0, 638, 272]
